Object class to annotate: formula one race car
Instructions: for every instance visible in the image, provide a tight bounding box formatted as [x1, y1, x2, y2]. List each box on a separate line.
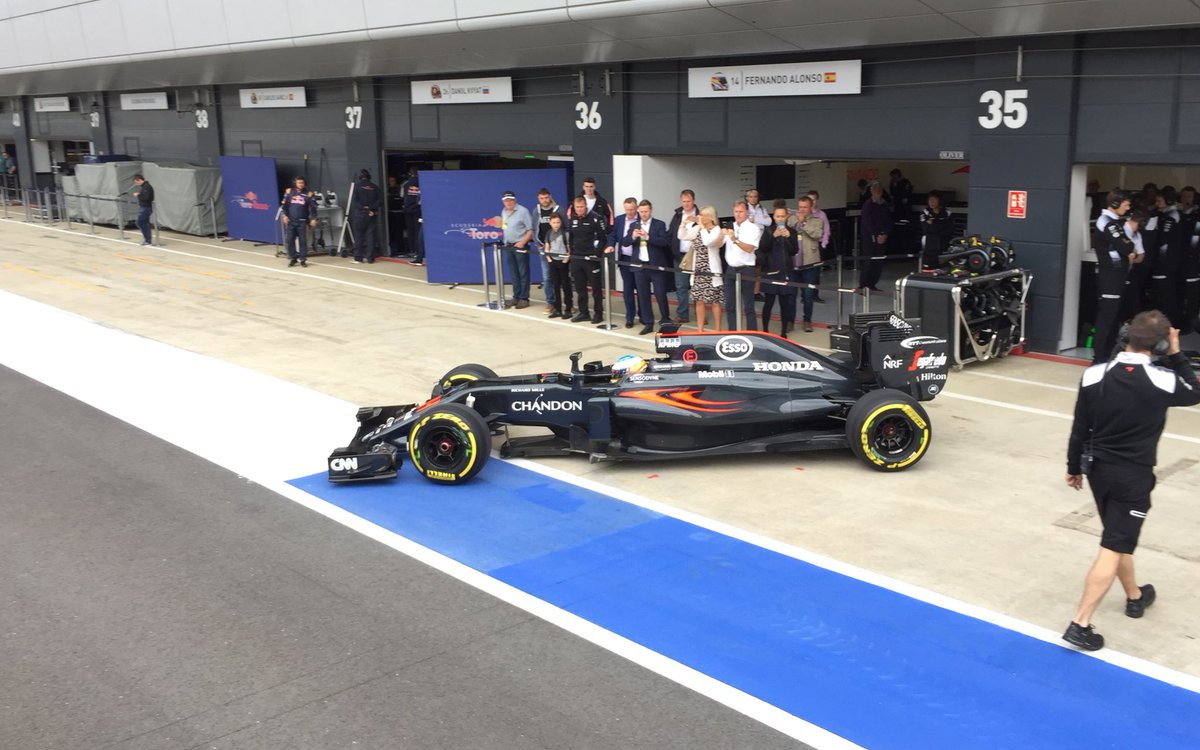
[327, 312, 950, 485]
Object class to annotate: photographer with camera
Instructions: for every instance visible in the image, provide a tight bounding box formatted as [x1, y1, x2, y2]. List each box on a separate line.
[1062, 310, 1200, 651]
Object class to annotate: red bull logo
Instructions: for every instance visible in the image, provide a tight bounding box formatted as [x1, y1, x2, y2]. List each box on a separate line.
[481, 215, 503, 227]
[230, 192, 270, 210]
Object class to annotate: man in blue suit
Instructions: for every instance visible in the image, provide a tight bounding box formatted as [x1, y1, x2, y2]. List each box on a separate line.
[610, 197, 640, 329]
[624, 199, 673, 335]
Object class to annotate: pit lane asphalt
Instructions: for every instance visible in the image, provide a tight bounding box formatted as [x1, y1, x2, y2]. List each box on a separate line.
[0, 363, 804, 750]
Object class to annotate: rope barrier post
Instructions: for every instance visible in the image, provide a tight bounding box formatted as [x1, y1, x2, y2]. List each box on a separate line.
[153, 208, 160, 246]
[210, 198, 218, 239]
[86, 194, 95, 234]
[57, 189, 68, 228]
[735, 268, 745, 331]
[116, 196, 126, 241]
[0, 185, 8, 220]
[596, 253, 617, 330]
[836, 254, 844, 327]
[22, 189, 32, 222]
[495, 243, 509, 308]
[477, 242, 495, 310]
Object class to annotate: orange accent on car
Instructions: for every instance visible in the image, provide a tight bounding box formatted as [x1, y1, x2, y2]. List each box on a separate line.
[617, 387, 742, 413]
[415, 395, 443, 412]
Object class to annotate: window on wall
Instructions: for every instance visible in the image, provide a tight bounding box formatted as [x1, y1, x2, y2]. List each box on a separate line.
[61, 140, 93, 164]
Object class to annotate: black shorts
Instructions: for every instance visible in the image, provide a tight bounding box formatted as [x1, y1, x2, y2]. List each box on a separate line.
[1087, 461, 1155, 554]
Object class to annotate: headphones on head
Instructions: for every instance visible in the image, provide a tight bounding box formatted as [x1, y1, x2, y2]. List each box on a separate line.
[1109, 190, 1130, 210]
[1117, 322, 1169, 356]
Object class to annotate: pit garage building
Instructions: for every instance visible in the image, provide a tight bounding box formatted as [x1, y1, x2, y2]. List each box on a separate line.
[2, 0, 1200, 353]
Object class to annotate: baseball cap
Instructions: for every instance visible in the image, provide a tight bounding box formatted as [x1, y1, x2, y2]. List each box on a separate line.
[501, 191, 517, 200]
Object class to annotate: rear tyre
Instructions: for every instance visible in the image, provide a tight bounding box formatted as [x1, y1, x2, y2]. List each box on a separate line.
[431, 363, 497, 398]
[846, 389, 932, 471]
[407, 403, 491, 484]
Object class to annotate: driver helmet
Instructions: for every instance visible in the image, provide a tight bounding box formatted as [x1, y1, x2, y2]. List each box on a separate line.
[611, 354, 648, 379]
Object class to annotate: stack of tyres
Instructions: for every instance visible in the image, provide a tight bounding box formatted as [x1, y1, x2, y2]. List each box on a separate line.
[896, 268, 1031, 366]
[936, 235, 1016, 276]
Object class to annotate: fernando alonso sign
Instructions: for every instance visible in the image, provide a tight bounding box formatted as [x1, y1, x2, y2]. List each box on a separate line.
[688, 60, 861, 99]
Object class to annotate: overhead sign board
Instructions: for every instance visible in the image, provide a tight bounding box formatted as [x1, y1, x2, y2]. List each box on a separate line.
[1007, 190, 1028, 219]
[688, 60, 861, 99]
[120, 92, 169, 111]
[411, 77, 513, 105]
[34, 96, 71, 113]
[239, 87, 307, 109]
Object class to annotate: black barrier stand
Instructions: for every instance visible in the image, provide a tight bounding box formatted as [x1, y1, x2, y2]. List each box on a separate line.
[596, 252, 618, 330]
[477, 241, 508, 310]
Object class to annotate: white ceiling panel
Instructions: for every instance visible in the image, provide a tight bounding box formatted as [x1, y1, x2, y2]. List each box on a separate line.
[165, 0, 230, 51]
[222, 0, 293, 45]
[923, 0, 1080, 10]
[5, 0, 76, 16]
[625, 28, 800, 58]
[949, 0, 1200, 36]
[457, 19, 617, 48]
[714, 0, 937, 27]
[572, 6, 754, 39]
[41, 6, 86, 65]
[77, 0, 128, 61]
[770, 14, 978, 51]
[122, 0, 175, 55]
[456, 0, 566, 17]
[11, 12, 50, 66]
[284, 0, 368, 37]
[360, 0, 459, 28]
[0, 19, 17, 69]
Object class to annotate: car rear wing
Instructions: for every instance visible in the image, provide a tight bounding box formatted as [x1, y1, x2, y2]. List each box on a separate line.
[831, 312, 950, 401]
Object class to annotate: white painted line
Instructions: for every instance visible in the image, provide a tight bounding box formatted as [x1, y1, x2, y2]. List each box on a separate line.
[941, 391, 1200, 446]
[0, 288, 861, 750]
[3, 239, 1200, 699]
[510, 458, 1200, 695]
[955, 369, 1200, 415]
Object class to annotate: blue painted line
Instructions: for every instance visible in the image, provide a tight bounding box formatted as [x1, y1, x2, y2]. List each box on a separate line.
[289, 462, 1200, 749]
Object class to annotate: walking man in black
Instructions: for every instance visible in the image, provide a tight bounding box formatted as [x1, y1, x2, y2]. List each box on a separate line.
[402, 168, 424, 266]
[131, 174, 155, 246]
[1063, 310, 1200, 650]
[349, 169, 382, 263]
[282, 176, 317, 267]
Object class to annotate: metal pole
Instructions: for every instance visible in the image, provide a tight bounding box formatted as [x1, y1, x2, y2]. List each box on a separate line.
[24, 189, 33, 222]
[116, 196, 126, 241]
[1, 185, 8, 220]
[153, 210, 160, 246]
[596, 253, 616, 330]
[210, 198, 218, 239]
[478, 242, 493, 310]
[736, 268, 745, 331]
[86, 195, 95, 234]
[58, 189, 68, 228]
[495, 244, 508, 308]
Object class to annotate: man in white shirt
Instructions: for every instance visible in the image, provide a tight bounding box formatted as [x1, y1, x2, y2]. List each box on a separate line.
[806, 190, 832, 303]
[746, 189, 771, 227]
[723, 200, 763, 329]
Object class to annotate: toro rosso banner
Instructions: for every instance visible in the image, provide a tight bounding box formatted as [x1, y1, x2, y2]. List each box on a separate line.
[219, 156, 279, 244]
[420, 168, 569, 284]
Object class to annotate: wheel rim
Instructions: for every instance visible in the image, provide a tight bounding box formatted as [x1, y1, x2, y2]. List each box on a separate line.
[870, 413, 916, 458]
[418, 425, 470, 471]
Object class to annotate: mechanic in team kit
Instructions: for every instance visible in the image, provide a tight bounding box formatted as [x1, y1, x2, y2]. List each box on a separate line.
[567, 195, 613, 323]
[402, 167, 424, 266]
[349, 169, 381, 263]
[281, 176, 318, 267]
[919, 191, 954, 270]
[1063, 310, 1200, 651]
[1091, 191, 1138, 363]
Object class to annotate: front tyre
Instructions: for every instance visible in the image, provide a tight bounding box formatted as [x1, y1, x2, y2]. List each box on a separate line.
[431, 363, 497, 398]
[846, 389, 932, 471]
[408, 403, 491, 484]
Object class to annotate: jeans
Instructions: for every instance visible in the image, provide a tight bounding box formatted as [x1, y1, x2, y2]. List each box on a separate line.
[136, 206, 153, 244]
[540, 251, 556, 307]
[503, 244, 531, 301]
[283, 221, 308, 261]
[673, 269, 691, 321]
[723, 269, 758, 330]
[796, 266, 821, 323]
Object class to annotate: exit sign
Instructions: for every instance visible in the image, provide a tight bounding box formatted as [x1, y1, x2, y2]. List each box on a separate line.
[1007, 190, 1028, 219]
